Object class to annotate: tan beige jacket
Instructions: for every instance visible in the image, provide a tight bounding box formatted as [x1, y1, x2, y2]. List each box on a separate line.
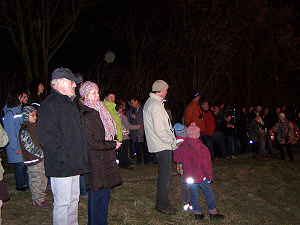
[143, 93, 176, 153]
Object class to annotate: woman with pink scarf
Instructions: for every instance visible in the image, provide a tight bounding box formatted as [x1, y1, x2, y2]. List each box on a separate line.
[79, 81, 122, 225]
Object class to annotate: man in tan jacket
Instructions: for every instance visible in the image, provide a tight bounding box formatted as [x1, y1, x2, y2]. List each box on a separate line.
[143, 80, 177, 215]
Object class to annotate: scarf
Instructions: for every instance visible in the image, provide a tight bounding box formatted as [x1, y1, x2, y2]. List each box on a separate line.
[83, 99, 117, 141]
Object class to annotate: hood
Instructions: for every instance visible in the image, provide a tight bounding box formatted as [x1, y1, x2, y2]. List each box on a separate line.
[184, 138, 202, 148]
[3, 104, 21, 115]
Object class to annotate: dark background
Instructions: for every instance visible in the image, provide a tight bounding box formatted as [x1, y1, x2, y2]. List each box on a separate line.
[0, 0, 299, 122]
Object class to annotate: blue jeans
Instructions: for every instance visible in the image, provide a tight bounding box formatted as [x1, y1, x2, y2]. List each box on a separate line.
[155, 150, 173, 210]
[80, 174, 88, 195]
[88, 188, 110, 225]
[180, 176, 190, 204]
[14, 162, 28, 189]
[189, 180, 216, 214]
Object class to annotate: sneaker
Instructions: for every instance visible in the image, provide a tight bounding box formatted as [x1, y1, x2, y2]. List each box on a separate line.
[32, 201, 49, 208]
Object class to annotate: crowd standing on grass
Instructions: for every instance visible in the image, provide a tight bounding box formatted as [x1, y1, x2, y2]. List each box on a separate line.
[0, 67, 299, 224]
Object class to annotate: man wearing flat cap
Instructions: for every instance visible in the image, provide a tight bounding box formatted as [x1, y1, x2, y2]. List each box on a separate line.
[37, 67, 89, 225]
[143, 80, 177, 215]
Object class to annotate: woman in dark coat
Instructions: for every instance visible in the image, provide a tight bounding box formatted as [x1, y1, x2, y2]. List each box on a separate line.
[79, 81, 122, 225]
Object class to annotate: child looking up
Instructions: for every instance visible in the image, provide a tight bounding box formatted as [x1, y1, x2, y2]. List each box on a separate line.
[173, 122, 224, 221]
[19, 106, 48, 207]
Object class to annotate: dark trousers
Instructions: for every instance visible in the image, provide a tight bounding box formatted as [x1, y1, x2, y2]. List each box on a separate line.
[237, 131, 248, 153]
[213, 131, 226, 158]
[14, 162, 28, 189]
[155, 150, 173, 210]
[88, 188, 110, 225]
[80, 174, 87, 195]
[135, 142, 150, 164]
[201, 135, 214, 159]
[225, 135, 234, 157]
[119, 139, 130, 168]
[279, 143, 293, 161]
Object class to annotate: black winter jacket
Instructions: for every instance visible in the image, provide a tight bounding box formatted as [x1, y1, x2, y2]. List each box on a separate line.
[80, 105, 122, 191]
[37, 89, 90, 177]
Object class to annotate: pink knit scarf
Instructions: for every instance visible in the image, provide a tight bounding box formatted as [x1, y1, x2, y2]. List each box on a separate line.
[83, 99, 117, 141]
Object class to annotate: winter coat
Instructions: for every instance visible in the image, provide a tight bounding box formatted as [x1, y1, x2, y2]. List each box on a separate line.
[117, 112, 140, 140]
[2, 105, 24, 163]
[143, 93, 176, 153]
[103, 99, 123, 142]
[202, 110, 216, 136]
[80, 105, 122, 191]
[132, 104, 145, 142]
[184, 101, 205, 133]
[19, 122, 44, 166]
[37, 89, 90, 177]
[173, 138, 213, 183]
[247, 120, 262, 142]
[273, 119, 294, 144]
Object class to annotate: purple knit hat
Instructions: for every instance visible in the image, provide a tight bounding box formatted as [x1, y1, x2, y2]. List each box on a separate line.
[186, 122, 200, 139]
[79, 81, 98, 98]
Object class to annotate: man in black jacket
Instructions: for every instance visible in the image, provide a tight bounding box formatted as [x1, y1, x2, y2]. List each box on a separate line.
[37, 67, 89, 225]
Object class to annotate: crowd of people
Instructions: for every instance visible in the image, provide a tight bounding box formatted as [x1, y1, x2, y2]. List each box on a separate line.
[0, 67, 299, 224]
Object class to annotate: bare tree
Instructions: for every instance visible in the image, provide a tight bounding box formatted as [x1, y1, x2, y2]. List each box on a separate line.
[0, 0, 90, 85]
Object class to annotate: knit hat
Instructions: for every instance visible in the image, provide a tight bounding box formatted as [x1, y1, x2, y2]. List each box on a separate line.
[279, 113, 285, 119]
[186, 122, 200, 139]
[173, 123, 187, 138]
[152, 80, 169, 92]
[79, 81, 98, 98]
[22, 106, 36, 122]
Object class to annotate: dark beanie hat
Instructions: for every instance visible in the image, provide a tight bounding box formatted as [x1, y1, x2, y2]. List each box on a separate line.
[22, 106, 36, 122]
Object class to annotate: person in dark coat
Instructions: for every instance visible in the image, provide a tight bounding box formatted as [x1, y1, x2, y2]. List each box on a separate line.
[37, 67, 90, 225]
[79, 81, 122, 225]
[129, 97, 150, 165]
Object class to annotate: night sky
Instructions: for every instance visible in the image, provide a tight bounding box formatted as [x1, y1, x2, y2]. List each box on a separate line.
[0, 0, 299, 118]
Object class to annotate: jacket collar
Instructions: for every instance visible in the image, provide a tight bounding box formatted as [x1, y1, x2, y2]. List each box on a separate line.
[149, 92, 164, 102]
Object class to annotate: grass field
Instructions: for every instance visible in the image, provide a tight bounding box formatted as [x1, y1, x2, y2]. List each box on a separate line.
[1, 148, 300, 225]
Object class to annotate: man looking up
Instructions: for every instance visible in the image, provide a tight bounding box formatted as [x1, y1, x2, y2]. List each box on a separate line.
[37, 67, 89, 225]
[143, 80, 177, 215]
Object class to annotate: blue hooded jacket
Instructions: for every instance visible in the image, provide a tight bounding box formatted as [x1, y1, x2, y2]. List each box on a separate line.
[2, 105, 24, 163]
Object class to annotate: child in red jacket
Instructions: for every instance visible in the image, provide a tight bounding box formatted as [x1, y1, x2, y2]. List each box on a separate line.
[173, 122, 224, 221]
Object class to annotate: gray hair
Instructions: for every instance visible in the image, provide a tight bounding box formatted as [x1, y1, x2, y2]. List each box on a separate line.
[51, 79, 59, 89]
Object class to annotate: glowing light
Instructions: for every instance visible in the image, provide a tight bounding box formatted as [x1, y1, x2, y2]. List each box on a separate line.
[186, 177, 194, 184]
[189, 205, 193, 210]
[13, 114, 22, 118]
[183, 204, 189, 211]
[116, 159, 119, 164]
[249, 140, 253, 144]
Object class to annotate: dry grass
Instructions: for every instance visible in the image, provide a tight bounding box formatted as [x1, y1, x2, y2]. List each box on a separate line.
[1, 149, 300, 225]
